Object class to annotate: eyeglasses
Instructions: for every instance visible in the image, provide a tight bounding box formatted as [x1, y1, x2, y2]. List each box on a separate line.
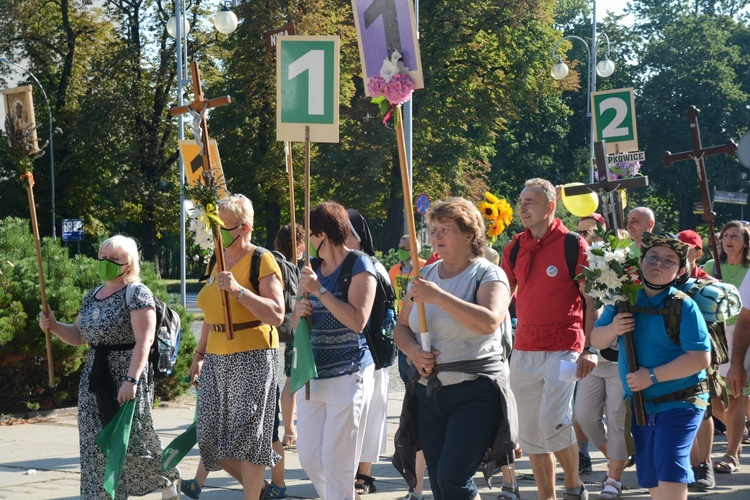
[644, 253, 679, 268]
[722, 233, 742, 241]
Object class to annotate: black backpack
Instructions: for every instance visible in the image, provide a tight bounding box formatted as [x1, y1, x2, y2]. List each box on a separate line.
[314, 251, 398, 369]
[124, 284, 182, 377]
[250, 247, 300, 343]
[507, 231, 581, 280]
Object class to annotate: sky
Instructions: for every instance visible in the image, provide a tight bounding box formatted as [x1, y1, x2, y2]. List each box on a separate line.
[0, 0, 633, 123]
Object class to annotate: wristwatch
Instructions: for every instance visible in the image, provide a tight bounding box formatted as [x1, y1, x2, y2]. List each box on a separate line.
[649, 367, 659, 384]
[318, 286, 328, 297]
[584, 346, 598, 355]
[236, 287, 247, 300]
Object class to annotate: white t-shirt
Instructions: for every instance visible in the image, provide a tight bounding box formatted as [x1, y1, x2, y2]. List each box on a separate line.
[408, 257, 510, 387]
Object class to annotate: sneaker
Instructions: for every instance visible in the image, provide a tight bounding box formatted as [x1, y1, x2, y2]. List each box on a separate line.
[693, 461, 715, 491]
[578, 453, 592, 473]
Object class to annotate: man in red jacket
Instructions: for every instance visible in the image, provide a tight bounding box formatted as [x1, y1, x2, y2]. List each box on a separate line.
[501, 178, 597, 500]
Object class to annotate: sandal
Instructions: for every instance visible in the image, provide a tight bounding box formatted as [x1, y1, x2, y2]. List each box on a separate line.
[181, 479, 202, 499]
[355, 474, 376, 494]
[599, 478, 622, 499]
[496, 483, 521, 499]
[281, 432, 297, 447]
[713, 453, 740, 473]
[263, 482, 287, 499]
[562, 484, 588, 500]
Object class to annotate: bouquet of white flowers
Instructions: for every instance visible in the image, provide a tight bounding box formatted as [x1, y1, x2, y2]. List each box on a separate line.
[577, 228, 642, 307]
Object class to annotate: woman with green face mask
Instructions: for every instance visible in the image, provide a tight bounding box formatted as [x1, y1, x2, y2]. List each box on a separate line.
[292, 201, 378, 499]
[38, 235, 181, 499]
[190, 194, 286, 499]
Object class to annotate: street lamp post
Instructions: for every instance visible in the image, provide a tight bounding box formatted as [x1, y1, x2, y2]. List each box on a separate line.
[0, 57, 56, 239]
[168, 0, 237, 307]
[550, 1, 615, 183]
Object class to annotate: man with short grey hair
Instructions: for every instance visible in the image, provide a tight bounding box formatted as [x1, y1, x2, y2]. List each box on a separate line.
[501, 178, 598, 500]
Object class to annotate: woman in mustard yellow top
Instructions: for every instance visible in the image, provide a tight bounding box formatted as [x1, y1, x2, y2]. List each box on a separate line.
[190, 194, 285, 499]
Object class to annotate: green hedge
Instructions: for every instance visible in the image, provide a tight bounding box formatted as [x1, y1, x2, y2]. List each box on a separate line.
[0, 217, 196, 414]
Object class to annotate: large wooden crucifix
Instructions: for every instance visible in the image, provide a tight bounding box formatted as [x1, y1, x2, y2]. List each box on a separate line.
[662, 106, 738, 280]
[565, 140, 650, 425]
[564, 141, 650, 231]
[170, 61, 235, 339]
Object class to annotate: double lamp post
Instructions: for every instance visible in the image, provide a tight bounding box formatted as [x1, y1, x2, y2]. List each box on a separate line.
[550, 0, 615, 183]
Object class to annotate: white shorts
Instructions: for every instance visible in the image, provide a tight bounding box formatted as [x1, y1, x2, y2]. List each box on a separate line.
[510, 350, 578, 455]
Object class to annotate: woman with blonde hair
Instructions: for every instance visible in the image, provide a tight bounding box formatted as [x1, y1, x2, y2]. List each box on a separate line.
[190, 194, 285, 499]
[39, 235, 181, 499]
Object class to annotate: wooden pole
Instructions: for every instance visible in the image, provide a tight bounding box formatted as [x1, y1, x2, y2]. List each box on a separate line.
[286, 141, 297, 259]
[304, 127, 311, 400]
[212, 225, 234, 341]
[618, 301, 646, 426]
[394, 106, 429, 353]
[24, 176, 54, 386]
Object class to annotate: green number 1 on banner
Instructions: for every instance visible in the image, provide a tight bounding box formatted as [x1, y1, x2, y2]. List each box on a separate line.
[277, 36, 340, 143]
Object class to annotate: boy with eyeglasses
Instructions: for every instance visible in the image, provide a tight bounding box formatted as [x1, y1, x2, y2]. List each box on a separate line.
[592, 232, 711, 500]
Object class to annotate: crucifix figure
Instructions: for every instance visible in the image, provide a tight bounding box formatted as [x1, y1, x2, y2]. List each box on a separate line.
[564, 141, 650, 231]
[565, 140, 651, 424]
[170, 61, 235, 339]
[662, 106, 738, 280]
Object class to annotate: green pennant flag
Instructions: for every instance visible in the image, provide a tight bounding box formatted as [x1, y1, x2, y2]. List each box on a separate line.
[94, 398, 137, 499]
[161, 420, 197, 471]
[290, 317, 317, 394]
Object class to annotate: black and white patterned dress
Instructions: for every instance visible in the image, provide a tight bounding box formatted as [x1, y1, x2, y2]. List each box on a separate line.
[77, 283, 180, 499]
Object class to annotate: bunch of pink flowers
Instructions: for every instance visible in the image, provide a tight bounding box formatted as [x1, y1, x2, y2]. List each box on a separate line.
[367, 50, 415, 106]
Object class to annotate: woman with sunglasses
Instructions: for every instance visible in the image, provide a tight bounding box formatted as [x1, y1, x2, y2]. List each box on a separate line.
[702, 221, 750, 474]
[190, 194, 286, 498]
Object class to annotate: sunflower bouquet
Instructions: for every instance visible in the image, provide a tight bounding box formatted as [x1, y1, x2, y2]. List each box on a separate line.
[477, 191, 513, 244]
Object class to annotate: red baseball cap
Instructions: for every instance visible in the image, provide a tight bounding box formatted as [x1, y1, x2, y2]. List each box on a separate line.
[676, 230, 703, 249]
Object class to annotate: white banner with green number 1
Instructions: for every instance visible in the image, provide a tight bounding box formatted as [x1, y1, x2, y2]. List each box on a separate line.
[591, 87, 638, 154]
[276, 35, 340, 143]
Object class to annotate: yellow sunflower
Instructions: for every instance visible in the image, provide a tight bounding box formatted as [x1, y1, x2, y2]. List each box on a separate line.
[488, 220, 505, 238]
[478, 201, 499, 220]
[495, 199, 513, 226]
[484, 191, 501, 204]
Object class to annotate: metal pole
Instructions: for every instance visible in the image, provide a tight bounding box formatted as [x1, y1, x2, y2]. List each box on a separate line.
[175, 0, 187, 307]
[402, 0, 419, 235]
[589, 0, 597, 184]
[0, 58, 56, 239]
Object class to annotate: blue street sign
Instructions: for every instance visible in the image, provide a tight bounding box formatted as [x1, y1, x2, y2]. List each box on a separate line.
[415, 194, 430, 215]
[62, 219, 84, 242]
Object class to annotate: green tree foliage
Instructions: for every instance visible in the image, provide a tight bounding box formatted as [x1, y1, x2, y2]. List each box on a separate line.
[637, 12, 750, 231]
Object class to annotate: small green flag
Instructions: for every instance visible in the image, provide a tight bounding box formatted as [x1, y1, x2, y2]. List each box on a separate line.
[94, 398, 136, 499]
[290, 317, 317, 394]
[161, 421, 197, 471]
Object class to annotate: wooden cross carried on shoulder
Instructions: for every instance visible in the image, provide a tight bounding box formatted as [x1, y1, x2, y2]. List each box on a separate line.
[564, 141, 650, 231]
[662, 106, 738, 280]
[170, 61, 236, 339]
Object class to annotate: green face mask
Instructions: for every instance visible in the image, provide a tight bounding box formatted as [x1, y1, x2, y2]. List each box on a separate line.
[398, 248, 411, 262]
[309, 239, 324, 259]
[98, 258, 123, 281]
[220, 226, 238, 248]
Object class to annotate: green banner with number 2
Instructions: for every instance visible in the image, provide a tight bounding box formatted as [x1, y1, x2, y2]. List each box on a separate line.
[591, 87, 638, 154]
